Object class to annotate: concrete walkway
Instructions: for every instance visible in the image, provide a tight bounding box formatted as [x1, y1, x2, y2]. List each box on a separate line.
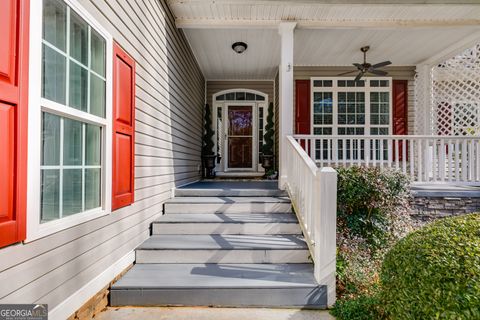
[96, 307, 335, 320]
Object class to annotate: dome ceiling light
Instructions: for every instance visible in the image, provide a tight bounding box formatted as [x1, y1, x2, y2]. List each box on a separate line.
[232, 42, 247, 54]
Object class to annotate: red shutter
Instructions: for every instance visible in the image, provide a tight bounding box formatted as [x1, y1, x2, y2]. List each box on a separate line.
[112, 43, 135, 211]
[392, 80, 408, 161]
[392, 80, 408, 135]
[0, 0, 29, 248]
[295, 80, 311, 153]
[295, 80, 311, 134]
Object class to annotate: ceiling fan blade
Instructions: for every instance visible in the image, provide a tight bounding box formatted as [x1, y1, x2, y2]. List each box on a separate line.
[354, 72, 364, 82]
[368, 69, 388, 76]
[353, 63, 363, 69]
[337, 70, 357, 76]
[370, 61, 392, 69]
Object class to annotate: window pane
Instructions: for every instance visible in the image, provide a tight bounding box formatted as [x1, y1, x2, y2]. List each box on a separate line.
[42, 113, 61, 165]
[63, 169, 83, 216]
[70, 11, 88, 65]
[90, 74, 106, 117]
[226, 92, 235, 100]
[255, 95, 265, 101]
[41, 169, 60, 222]
[216, 94, 225, 101]
[246, 92, 255, 100]
[86, 124, 101, 165]
[63, 118, 83, 165]
[43, 0, 66, 51]
[42, 44, 66, 104]
[85, 168, 101, 210]
[90, 29, 106, 76]
[236, 92, 245, 100]
[69, 61, 88, 111]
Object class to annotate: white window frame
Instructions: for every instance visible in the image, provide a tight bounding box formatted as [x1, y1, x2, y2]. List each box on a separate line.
[310, 77, 392, 135]
[27, 0, 113, 241]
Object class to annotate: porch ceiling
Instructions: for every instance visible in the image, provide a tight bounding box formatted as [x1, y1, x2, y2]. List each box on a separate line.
[171, 0, 480, 80]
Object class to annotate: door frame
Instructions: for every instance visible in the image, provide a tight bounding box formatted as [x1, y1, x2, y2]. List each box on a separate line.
[224, 101, 257, 172]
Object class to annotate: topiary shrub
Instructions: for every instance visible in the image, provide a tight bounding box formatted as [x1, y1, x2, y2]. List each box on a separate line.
[202, 104, 215, 156]
[380, 214, 480, 320]
[261, 102, 274, 156]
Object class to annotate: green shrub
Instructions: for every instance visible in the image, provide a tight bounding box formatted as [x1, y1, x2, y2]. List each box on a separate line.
[331, 294, 385, 320]
[380, 214, 480, 320]
[336, 166, 411, 250]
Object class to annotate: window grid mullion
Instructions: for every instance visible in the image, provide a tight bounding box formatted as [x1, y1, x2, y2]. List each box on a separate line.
[87, 26, 91, 114]
[59, 118, 64, 219]
[82, 124, 86, 213]
[65, 7, 70, 108]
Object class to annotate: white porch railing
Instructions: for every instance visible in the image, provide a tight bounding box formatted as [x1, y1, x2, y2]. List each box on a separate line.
[284, 136, 337, 306]
[294, 135, 480, 183]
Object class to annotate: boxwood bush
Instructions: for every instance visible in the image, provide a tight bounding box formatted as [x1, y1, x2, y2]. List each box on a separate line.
[380, 214, 480, 320]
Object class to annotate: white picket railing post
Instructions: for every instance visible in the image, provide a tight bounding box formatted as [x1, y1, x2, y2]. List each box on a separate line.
[314, 167, 337, 307]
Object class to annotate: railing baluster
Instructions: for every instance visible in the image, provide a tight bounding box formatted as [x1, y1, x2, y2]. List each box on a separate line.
[439, 139, 445, 181]
[455, 139, 459, 181]
[365, 137, 370, 168]
[410, 139, 414, 178]
[402, 138, 407, 174]
[418, 139, 423, 182]
[380, 138, 384, 170]
[432, 138, 437, 182]
[462, 140, 467, 181]
[395, 138, 399, 170]
[476, 140, 480, 181]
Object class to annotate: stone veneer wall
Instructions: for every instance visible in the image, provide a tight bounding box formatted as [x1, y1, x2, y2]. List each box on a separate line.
[410, 196, 480, 221]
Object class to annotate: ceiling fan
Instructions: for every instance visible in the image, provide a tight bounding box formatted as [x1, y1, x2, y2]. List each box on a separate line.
[339, 46, 392, 81]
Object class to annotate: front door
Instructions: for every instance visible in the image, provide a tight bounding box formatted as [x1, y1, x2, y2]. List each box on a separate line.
[227, 105, 253, 169]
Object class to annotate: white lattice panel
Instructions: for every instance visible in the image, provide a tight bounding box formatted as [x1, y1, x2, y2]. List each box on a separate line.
[432, 44, 480, 136]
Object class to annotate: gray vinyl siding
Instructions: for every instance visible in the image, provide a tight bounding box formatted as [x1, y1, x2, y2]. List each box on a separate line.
[0, 0, 204, 315]
[206, 80, 274, 107]
[293, 66, 416, 135]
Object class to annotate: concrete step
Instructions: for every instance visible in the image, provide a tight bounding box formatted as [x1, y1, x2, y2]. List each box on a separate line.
[135, 235, 310, 264]
[152, 213, 301, 235]
[110, 263, 326, 308]
[164, 197, 292, 214]
[175, 181, 287, 197]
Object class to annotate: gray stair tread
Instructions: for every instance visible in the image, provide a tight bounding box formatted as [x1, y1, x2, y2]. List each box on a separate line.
[154, 213, 299, 224]
[165, 197, 291, 204]
[112, 263, 318, 289]
[137, 235, 307, 250]
[179, 181, 281, 190]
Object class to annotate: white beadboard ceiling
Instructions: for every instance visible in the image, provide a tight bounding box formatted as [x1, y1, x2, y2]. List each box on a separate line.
[173, 0, 480, 79]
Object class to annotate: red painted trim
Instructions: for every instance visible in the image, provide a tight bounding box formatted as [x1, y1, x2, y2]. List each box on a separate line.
[392, 80, 408, 161]
[0, 0, 29, 248]
[112, 42, 135, 211]
[295, 80, 311, 135]
[392, 80, 408, 135]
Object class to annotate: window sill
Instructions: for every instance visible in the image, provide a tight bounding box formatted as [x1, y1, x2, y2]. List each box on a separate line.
[25, 207, 110, 243]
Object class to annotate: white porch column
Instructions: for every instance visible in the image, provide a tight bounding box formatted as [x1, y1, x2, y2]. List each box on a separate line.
[415, 64, 433, 135]
[278, 22, 297, 189]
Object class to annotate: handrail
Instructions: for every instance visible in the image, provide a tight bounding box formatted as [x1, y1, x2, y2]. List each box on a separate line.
[293, 134, 480, 183]
[285, 136, 337, 307]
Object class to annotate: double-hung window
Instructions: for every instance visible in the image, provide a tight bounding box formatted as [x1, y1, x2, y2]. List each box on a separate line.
[28, 0, 112, 239]
[311, 77, 392, 161]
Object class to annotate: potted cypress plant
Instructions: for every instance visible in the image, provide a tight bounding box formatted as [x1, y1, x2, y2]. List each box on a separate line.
[202, 104, 216, 178]
[261, 102, 275, 174]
